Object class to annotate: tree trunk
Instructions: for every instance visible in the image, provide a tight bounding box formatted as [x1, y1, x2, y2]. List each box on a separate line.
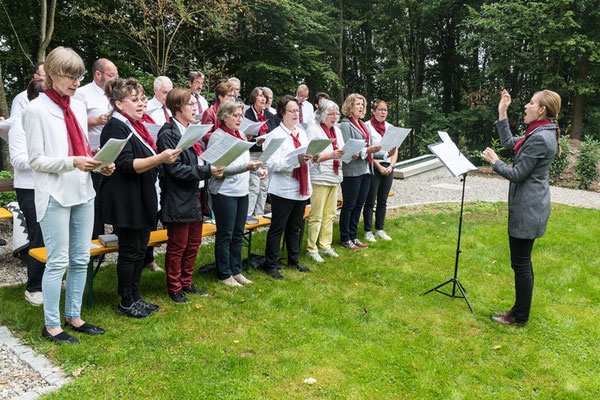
[570, 52, 589, 141]
[0, 62, 10, 171]
[37, 0, 57, 62]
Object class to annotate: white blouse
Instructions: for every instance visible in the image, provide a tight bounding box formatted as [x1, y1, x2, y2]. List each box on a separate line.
[306, 123, 344, 186]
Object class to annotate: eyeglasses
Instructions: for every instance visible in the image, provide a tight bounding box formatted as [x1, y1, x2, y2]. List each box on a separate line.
[231, 113, 243, 119]
[286, 109, 300, 114]
[63, 75, 84, 82]
[100, 71, 119, 79]
[186, 102, 197, 108]
[327, 112, 340, 117]
[376, 108, 388, 112]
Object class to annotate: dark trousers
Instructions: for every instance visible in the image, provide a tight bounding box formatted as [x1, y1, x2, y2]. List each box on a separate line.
[211, 194, 248, 280]
[339, 174, 371, 242]
[264, 194, 306, 269]
[509, 236, 536, 322]
[363, 164, 394, 232]
[16, 189, 45, 292]
[115, 227, 151, 307]
[91, 173, 104, 239]
[165, 221, 203, 293]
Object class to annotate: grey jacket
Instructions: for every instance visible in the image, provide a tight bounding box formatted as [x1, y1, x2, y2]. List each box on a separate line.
[339, 117, 373, 177]
[493, 118, 557, 239]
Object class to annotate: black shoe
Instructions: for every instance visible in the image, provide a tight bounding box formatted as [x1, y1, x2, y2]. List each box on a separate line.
[137, 298, 160, 313]
[169, 290, 191, 304]
[42, 327, 79, 345]
[63, 320, 106, 335]
[182, 284, 209, 296]
[289, 262, 310, 272]
[264, 268, 283, 280]
[116, 302, 152, 319]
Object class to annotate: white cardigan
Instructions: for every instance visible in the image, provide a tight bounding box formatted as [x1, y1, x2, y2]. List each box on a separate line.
[21, 93, 95, 221]
[306, 123, 344, 186]
[8, 117, 34, 189]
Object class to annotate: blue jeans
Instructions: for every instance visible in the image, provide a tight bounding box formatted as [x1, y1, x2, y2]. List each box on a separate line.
[40, 196, 94, 327]
[340, 174, 371, 242]
[211, 194, 248, 280]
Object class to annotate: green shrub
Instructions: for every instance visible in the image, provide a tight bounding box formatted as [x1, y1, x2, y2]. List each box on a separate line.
[574, 137, 600, 190]
[0, 170, 17, 206]
[549, 136, 570, 185]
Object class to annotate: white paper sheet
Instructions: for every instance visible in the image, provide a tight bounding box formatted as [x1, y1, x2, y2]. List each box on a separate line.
[93, 133, 133, 170]
[305, 138, 334, 156]
[259, 137, 286, 162]
[200, 135, 254, 167]
[285, 144, 309, 159]
[380, 126, 411, 152]
[339, 139, 366, 163]
[144, 123, 163, 141]
[176, 124, 213, 151]
[240, 118, 267, 137]
[438, 131, 452, 144]
[429, 140, 477, 177]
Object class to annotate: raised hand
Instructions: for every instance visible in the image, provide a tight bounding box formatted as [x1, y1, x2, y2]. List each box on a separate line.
[498, 89, 511, 119]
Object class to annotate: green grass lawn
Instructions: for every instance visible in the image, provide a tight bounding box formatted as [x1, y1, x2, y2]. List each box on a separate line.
[1, 202, 599, 399]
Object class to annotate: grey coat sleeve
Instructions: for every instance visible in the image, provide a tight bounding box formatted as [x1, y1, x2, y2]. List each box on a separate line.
[496, 118, 521, 150]
[493, 134, 547, 183]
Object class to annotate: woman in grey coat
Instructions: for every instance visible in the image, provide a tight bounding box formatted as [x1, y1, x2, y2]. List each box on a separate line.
[482, 89, 561, 326]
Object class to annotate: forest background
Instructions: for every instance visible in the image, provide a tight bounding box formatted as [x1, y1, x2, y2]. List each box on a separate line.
[1, 0, 599, 169]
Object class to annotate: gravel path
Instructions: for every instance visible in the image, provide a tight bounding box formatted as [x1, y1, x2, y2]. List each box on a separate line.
[0, 172, 598, 399]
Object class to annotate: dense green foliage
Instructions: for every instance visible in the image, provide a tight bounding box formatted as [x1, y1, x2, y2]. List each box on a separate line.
[0, 170, 16, 205]
[574, 137, 600, 189]
[0, 203, 599, 398]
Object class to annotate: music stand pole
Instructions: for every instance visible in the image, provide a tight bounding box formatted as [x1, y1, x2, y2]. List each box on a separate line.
[423, 172, 473, 312]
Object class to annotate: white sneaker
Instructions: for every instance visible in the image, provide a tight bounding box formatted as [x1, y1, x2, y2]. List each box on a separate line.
[375, 230, 392, 241]
[219, 276, 243, 287]
[306, 251, 324, 263]
[318, 248, 339, 258]
[364, 231, 377, 242]
[233, 274, 253, 285]
[25, 291, 43, 306]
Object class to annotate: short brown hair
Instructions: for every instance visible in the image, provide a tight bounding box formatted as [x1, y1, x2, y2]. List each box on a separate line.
[372, 100, 388, 113]
[188, 71, 204, 83]
[43, 47, 85, 90]
[248, 87, 265, 106]
[214, 82, 234, 99]
[276, 95, 299, 119]
[26, 79, 44, 101]
[166, 88, 192, 116]
[104, 78, 143, 113]
[341, 93, 366, 118]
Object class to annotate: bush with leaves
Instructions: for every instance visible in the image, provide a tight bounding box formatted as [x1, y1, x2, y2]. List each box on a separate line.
[549, 137, 570, 185]
[575, 137, 600, 190]
[0, 170, 17, 206]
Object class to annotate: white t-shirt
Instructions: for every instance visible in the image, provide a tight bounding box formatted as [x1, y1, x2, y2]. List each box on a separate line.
[147, 96, 172, 126]
[10, 91, 29, 118]
[74, 81, 111, 151]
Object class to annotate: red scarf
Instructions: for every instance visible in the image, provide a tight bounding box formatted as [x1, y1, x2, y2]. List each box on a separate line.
[320, 123, 340, 175]
[291, 132, 309, 196]
[175, 118, 203, 156]
[122, 112, 157, 151]
[162, 105, 170, 124]
[220, 124, 245, 140]
[141, 113, 156, 124]
[194, 93, 203, 114]
[514, 119, 552, 154]
[44, 88, 92, 157]
[369, 117, 386, 137]
[298, 102, 304, 124]
[255, 106, 269, 136]
[349, 117, 372, 163]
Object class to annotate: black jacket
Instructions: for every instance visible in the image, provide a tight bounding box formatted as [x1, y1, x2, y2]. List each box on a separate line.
[99, 117, 159, 229]
[245, 106, 279, 152]
[157, 118, 212, 223]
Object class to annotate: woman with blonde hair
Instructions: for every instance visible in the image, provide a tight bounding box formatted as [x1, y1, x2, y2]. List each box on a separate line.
[22, 47, 115, 344]
[482, 89, 561, 327]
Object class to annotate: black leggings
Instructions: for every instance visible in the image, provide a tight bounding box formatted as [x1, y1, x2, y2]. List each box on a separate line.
[509, 236, 535, 322]
[363, 163, 394, 232]
[115, 227, 151, 307]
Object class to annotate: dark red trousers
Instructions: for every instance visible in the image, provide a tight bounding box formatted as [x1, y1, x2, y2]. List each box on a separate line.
[165, 221, 203, 293]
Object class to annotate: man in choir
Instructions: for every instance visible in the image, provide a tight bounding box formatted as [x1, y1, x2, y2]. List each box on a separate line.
[10, 63, 45, 118]
[263, 87, 277, 115]
[295, 84, 313, 127]
[147, 76, 173, 126]
[227, 77, 243, 103]
[188, 71, 209, 116]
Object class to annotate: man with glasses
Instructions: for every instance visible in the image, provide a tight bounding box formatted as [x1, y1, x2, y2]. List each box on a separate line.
[74, 58, 118, 241]
[295, 84, 313, 128]
[10, 62, 45, 118]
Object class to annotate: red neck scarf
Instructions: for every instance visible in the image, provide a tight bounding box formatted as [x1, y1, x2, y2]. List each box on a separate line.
[194, 93, 203, 114]
[298, 102, 304, 124]
[162, 104, 170, 124]
[290, 131, 309, 196]
[369, 117, 386, 137]
[44, 88, 92, 157]
[175, 118, 203, 156]
[122, 112, 157, 151]
[514, 119, 552, 153]
[220, 124, 244, 140]
[349, 117, 372, 163]
[141, 113, 156, 124]
[320, 123, 340, 175]
[254, 106, 269, 136]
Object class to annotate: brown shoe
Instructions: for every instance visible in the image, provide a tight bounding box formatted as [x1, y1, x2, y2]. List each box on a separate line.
[145, 262, 164, 272]
[494, 309, 513, 318]
[491, 314, 526, 327]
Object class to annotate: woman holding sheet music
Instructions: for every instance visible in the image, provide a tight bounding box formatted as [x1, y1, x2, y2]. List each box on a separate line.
[338, 94, 382, 251]
[363, 100, 398, 242]
[207, 100, 264, 287]
[261, 95, 313, 279]
[100, 78, 181, 319]
[22, 47, 114, 344]
[157, 88, 224, 303]
[482, 89, 561, 327]
[305, 99, 345, 263]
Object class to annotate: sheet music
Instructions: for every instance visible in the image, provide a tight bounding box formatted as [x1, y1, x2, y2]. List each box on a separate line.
[285, 144, 309, 159]
[143, 123, 162, 141]
[176, 124, 213, 151]
[240, 118, 267, 137]
[438, 131, 452, 144]
[259, 137, 286, 162]
[429, 138, 477, 177]
[380, 126, 411, 152]
[305, 138, 334, 156]
[339, 139, 366, 163]
[93, 133, 133, 170]
[200, 135, 254, 167]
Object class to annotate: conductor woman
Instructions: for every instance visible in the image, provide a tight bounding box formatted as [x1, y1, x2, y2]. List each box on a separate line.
[482, 89, 561, 327]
